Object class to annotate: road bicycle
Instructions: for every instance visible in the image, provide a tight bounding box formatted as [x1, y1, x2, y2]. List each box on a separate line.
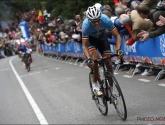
[88, 54, 127, 120]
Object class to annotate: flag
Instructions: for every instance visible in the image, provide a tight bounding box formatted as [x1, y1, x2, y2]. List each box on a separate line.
[38, 10, 44, 24]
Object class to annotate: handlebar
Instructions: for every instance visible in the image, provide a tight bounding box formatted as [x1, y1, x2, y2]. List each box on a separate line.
[85, 54, 124, 66]
[94, 54, 119, 64]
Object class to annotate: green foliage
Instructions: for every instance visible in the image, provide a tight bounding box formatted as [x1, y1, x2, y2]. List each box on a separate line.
[0, 0, 115, 21]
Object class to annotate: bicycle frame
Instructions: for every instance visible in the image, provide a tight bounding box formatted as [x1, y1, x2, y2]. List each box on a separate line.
[91, 54, 120, 99]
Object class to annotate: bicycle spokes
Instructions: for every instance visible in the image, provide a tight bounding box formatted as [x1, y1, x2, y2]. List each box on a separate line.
[95, 96, 108, 115]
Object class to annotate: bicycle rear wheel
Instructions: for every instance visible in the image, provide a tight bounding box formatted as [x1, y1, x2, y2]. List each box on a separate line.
[107, 72, 127, 120]
[26, 56, 30, 72]
[89, 73, 108, 116]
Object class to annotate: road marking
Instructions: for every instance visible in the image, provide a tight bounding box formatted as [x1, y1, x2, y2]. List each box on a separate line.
[123, 75, 133, 78]
[10, 57, 48, 125]
[51, 77, 75, 84]
[29, 71, 41, 75]
[33, 65, 55, 70]
[158, 83, 165, 87]
[114, 72, 119, 75]
[45, 68, 60, 71]
[138, 79, 151, 82]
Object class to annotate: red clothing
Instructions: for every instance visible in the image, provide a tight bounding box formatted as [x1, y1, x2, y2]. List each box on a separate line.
[125, 25, 135, 45]
[49, 34, 55, 43]
[113, 0, 119, 4]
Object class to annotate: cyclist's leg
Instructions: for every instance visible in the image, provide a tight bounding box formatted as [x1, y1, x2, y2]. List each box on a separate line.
[89, 47, 99, 83]
[97, 32, 114, 87]
[88, 35, 102, 82]
[22, 53, 27, 68]
[88, 37, 102, 96]
[29, 53, 32, 63]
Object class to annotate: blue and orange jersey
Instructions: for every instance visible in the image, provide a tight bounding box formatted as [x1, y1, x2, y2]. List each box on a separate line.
[82, 14, 116, 39]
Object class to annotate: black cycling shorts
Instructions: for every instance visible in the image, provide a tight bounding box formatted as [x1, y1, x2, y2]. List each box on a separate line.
[88, 31, 111, 57]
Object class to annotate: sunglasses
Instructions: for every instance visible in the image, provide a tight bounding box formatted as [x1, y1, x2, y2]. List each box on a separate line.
[90, 19, 101, 24]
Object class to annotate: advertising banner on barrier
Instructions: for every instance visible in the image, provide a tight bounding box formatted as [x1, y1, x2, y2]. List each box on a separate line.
[121, 34, 165, 65]
[39, 35, 165, 66]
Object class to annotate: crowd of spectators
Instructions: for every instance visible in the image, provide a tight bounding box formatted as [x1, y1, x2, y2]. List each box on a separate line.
[0, 0, 165, 79]
[113, 0, 165, 77]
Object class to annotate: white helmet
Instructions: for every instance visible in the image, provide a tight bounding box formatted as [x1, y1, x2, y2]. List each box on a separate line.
[94, 3, 102, 10]
[86, 5, 101, 22]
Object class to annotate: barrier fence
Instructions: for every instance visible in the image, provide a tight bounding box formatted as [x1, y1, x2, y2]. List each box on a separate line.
[38, 34, 165, 82]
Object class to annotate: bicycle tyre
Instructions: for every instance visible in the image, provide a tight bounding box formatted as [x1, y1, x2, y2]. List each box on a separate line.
[26, 56, 30, 72]
[107, 71, 127, 120]
[89, 73, 108, 116]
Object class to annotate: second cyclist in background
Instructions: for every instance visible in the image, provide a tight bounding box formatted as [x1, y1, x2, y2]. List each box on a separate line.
[18, 42, 32, 69]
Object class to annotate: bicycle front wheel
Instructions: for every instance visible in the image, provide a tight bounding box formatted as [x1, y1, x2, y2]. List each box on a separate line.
[89, 73, 108, 116]
[107, 72, 127, 120]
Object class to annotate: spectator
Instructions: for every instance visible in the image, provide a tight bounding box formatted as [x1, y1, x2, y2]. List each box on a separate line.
[156, 15, 165, 26]
[119, 7, 153, 45]
[137, 1, 165, 41]
[82, 11, 87, 21]
[114, 0, 142, 11]
[114, 6, 130, 40]
[0, 38, 5, 58]
[70, 22, 82, 43]
[74, 15, 82, 28]
[103, 4, 112, 12]
[102, 10, 112, 18]
[141, 0, 160, 10]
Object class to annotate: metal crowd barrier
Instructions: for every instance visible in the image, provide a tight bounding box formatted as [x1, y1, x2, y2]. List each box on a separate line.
[38, 34, 165, 82]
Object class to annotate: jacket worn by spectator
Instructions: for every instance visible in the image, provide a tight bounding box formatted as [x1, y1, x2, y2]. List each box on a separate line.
[130, 10, 153, 41]
[149, 9, 165, 38]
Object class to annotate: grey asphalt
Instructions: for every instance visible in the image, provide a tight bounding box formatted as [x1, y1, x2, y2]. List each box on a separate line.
[0, 53, 165, 124]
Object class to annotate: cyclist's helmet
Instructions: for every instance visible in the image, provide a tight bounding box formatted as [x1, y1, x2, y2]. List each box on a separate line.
[86, 5, 101, 22]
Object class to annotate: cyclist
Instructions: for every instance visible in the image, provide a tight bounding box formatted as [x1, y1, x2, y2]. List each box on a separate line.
[18, 42, 32, 69]
[82, 5, 122, 96]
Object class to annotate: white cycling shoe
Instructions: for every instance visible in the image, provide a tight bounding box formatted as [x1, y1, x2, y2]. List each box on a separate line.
[92, 83, 103, 96]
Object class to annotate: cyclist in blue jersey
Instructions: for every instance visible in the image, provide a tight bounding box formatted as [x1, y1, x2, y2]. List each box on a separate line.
[82, 5, 122, 96]
[18, 42, 32, 69]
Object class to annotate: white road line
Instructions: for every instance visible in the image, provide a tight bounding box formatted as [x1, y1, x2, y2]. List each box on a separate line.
[138, 79, 151, 82]
[29, 71, 41, 76]
[9, 57, 48, 125]
[158, 83, 165, 87]
[123, 75, 133, 78]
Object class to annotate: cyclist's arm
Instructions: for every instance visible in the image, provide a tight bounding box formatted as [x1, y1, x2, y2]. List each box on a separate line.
[82, 19, 91, 59]
[110, 27, 122, 51]
[82, 38, 90, 59]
